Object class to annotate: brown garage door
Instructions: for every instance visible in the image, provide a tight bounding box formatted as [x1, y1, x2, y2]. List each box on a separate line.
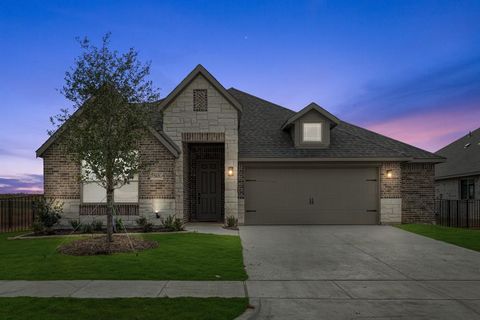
[244, 166, 379, 225]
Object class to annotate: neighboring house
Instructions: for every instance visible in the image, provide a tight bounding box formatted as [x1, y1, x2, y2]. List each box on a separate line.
[435, 128, 480, 200]
[36, 65, 444, 226]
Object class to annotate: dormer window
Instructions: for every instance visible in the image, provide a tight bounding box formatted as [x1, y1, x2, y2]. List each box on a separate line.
[303, 123, 323, 142]
[281, 102, 339, 149]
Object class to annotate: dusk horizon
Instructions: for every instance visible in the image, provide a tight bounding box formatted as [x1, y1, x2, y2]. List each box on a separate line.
[1, 0, 479, 194]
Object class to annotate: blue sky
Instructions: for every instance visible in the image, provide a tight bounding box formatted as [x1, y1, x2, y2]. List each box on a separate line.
[0, 0, 479, 193]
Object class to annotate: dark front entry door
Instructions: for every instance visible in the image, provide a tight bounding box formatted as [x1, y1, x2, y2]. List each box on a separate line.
[196, 161, 222, 221]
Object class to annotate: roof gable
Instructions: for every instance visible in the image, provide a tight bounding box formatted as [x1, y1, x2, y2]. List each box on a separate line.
[435, 127, 480, 179]
[158, 64, 242, 112]
[281, 102, 340, 130]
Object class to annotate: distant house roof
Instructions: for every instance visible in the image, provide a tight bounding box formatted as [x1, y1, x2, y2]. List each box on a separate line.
[435, 127, 480, 180]
[228, 88, 444, 162]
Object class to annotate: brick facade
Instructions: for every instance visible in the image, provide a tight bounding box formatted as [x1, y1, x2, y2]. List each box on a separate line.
[238, 162, 245, 199]
[401, 163, 435, 223]
[43, 142, 80, 199]
[138, 132, 176, 199]
[379, 162, 402, 224]
[380, 162, 401, 198]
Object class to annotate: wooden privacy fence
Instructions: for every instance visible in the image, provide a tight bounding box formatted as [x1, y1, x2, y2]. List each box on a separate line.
[435, 199, 480, 228]
[0, 195, 44, 232]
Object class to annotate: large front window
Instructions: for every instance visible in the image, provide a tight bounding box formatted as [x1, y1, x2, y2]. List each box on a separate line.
[303, 123, 323, 142]
[81, 161, 139, 203]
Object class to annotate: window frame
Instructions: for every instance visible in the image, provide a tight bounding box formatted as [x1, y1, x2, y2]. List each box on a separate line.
[80, 161, 139, 204]
[460, 178, 475, 200]
[302, 122, 323, 142]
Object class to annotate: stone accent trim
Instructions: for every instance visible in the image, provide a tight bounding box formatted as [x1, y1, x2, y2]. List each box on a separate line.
[401, 163, 435, 223]
[238, 198, 245, 225]
[163, 74, 239, 221]
[79, 204, 139, 216]
[380, 198, 402, 224]
[181, 132, 225, 143]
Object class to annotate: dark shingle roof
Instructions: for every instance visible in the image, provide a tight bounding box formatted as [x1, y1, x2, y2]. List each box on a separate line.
[435, 128, 480, 179]
[228, 88, 443, 161]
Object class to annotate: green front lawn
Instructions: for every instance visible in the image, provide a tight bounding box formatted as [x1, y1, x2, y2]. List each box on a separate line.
[397, 224, 480, 252]
[0, 297, 248, 320]
[0, 232, 247, 280]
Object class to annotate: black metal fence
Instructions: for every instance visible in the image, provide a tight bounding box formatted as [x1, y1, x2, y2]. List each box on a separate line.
[0, 195, 44, 232]
[435, 199, 480, 228]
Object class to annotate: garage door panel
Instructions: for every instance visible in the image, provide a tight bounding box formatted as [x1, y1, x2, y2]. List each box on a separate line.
[245, 167, 378, 225]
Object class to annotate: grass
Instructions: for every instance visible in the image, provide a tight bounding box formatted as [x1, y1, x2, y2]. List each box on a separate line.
[397, 224, 480, 252]
[0, 232, 247, 280]
[0, 297, 248, 320]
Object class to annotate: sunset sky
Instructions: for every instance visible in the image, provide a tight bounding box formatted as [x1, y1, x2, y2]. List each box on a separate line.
[0, 0, 479, 193]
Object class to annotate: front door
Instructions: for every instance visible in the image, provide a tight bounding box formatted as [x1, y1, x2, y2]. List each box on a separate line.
[196, 161, 222, 221]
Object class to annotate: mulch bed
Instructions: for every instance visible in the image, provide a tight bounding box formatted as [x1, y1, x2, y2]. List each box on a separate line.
[57, 235, 158, 256]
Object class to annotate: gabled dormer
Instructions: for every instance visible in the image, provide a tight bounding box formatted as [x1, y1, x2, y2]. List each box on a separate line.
[281, 103, 340, 149]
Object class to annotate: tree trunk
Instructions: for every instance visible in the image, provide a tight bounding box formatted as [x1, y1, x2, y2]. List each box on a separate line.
[106, 185, 114, 244]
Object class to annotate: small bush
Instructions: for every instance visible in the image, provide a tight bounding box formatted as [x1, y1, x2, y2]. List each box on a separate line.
[32, 221, 44, 234]
[136, 216, 153, 233]
[162, 214, 184, 231]
[91, 220, 103, 231]
[81, 223, 93, 234]
[225, 215, 238, 229]
[115, 218, 124, 232]
[32, 198, 63, 234]
[70, 220, 81, 231]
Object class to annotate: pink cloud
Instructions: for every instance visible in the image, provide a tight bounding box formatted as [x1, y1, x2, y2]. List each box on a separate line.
[363, 106, 480, 152]
[15, 187, 43, 193]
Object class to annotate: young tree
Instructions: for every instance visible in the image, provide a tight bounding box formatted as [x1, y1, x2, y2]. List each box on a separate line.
[51, 33, 159, 243]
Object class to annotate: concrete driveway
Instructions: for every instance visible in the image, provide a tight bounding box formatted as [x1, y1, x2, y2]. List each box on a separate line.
[239, 225, 480, 319]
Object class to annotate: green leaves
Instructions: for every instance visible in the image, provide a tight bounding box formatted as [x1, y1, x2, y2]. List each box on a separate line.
[50, 33, 159, 190]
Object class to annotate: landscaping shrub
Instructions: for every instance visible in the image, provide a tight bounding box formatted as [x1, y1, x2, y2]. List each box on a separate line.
[136, 216, 153, 233]
[225, 215, 238, 229]
[162, 214, 184, 231]
[32, 198, 63, 234]
[81, 223, 93, 234]
[115, 218, 124, 232]
[70, 220, 81, 231]
[91, 220, 103, 231]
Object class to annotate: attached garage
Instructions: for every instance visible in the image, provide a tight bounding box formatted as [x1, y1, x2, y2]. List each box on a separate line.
[244, 165, 379, 225]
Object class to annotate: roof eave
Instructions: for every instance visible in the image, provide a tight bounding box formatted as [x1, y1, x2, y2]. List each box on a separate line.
[435, 170, 480, 180]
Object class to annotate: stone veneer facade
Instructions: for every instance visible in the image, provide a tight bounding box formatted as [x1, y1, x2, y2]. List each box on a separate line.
[162, 74, 239, 222]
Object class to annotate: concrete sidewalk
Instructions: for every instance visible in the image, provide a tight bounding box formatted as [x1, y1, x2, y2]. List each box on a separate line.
[0, 280, 246, 298]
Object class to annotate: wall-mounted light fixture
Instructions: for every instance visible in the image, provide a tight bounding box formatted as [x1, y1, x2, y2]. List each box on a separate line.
[227, 166, 234, 177]
[155, 210, 160, 219]
[386, 170, 393, 178]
